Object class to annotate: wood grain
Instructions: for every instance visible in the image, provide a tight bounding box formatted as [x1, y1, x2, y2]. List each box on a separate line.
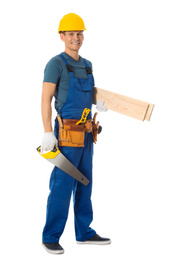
[93, 87, 154, 121]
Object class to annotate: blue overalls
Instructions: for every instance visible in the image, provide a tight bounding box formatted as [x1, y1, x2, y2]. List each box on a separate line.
[42, 54, 96, 243]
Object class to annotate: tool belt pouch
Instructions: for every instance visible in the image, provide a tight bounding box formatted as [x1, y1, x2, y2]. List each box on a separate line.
[59, 126, 85, 147]
[57, 116, 85, 147]
[92, 122, 98, 144]
[84, 120, 93, 133]
[91, 112, 100, 144]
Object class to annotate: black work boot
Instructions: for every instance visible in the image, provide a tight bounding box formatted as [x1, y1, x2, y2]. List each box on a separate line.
[77, 234, 111, 245]
[42, 242, 64, 254]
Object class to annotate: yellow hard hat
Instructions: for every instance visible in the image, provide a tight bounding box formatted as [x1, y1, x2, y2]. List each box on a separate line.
[58, 13, 86, 33]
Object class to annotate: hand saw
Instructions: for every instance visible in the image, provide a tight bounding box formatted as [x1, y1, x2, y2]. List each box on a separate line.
[37, 146, 89, 186]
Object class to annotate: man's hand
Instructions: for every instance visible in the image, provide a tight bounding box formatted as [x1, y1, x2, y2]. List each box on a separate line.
[41, 132, 58, 154]
[96, 100, 108, 112]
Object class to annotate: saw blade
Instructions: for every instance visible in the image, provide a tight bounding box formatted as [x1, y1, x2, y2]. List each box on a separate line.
[37, 146, 89, 186]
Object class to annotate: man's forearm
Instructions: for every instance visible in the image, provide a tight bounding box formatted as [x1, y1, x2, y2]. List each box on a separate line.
[41, 82, 56, 133]
[41, 99, 53, 133]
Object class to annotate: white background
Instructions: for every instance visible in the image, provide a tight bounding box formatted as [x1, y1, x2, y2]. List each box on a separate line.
[0, 0, 170, 259]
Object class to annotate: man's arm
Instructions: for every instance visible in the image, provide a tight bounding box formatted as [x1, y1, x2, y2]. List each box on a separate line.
[41, 82, 56, 132]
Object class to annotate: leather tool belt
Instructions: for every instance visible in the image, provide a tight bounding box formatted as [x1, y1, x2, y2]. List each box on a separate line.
[57, 113, 99, 147]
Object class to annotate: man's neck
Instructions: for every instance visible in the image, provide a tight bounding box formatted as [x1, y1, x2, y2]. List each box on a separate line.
[64, 49, 80, 61]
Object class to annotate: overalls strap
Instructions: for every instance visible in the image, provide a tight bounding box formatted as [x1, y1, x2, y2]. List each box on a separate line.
[59, 54, 92, 75]
[59, 54, 69, 64]
[82, 58, 92, 74]
[59, 54, 73, 73]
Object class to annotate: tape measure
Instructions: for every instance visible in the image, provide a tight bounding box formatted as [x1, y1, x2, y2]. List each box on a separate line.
[76, 108, 91, 125]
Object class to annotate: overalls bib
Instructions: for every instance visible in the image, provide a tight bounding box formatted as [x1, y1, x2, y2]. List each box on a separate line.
[42, 54, 96, 243]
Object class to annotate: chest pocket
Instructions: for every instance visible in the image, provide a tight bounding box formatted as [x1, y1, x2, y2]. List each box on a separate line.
[75, 78, 93, 92]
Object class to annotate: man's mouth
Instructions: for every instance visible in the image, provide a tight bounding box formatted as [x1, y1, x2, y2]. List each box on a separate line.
[71, 42, 80, 45]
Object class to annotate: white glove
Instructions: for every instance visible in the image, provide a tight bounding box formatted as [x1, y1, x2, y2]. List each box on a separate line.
[41, 132, 58, 154]
[96, 100, 108, 112]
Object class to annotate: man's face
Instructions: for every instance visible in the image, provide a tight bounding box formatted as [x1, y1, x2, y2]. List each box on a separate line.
[60, 31, 84, 52]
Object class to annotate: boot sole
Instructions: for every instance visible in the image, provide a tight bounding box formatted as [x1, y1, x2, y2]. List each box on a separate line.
[76, 240, 111, 245]
[42, 244, 64, 254]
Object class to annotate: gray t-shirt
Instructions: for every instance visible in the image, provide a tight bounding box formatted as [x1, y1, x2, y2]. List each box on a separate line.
[43, 52, 93, 110]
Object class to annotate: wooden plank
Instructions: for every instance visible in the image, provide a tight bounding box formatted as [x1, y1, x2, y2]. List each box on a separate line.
[144, 103, 155, 121]
[93, 87, 154, 121]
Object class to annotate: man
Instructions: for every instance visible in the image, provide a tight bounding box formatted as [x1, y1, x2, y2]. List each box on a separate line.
[41, 13, 111, 254]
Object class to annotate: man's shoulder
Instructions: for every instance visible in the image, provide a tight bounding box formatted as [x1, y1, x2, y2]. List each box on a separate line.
[44, 54, 66, 74]
[46, 53, 93, 71]
[81, 57, 92, 68]
[46, 54, 63, 66]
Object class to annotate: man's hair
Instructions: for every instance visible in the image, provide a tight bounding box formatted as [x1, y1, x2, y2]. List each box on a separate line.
[59, 31, 84, 35]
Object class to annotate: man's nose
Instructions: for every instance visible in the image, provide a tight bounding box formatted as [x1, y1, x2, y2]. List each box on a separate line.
[73, 34, 79, 41]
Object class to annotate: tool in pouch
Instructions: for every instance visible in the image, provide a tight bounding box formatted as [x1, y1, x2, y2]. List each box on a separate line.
[76, 108, 91, 125]
[37, 146, 89, 186]
[76, 108, 102, 144]
[57, 108, 102, 147]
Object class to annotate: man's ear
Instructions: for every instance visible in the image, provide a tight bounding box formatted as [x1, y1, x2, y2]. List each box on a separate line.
[60, 33, 65, 42]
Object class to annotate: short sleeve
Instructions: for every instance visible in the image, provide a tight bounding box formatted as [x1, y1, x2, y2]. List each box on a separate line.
[43, 58, 61, 84]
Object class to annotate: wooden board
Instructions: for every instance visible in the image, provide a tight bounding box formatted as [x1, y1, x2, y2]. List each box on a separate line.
[93, 87, 154, 121]
[144, 103, 155, 121]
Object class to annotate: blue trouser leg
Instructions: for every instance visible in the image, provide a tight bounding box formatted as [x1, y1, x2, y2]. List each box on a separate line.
[42, 146, 82, 243]
[73, 133, 96, 241]
[42, 168, 73, 243]
[42, 133, 96, 243]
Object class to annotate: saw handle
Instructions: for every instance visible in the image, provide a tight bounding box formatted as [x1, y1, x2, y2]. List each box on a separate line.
[37, 146, 60, 159]
[51, 146, 58, 153]
[37, 146, 58, 153]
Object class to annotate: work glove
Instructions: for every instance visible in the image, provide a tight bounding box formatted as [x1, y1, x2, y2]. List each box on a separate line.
[41, 132, 58, 154]
[96, 100, 108, 112]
